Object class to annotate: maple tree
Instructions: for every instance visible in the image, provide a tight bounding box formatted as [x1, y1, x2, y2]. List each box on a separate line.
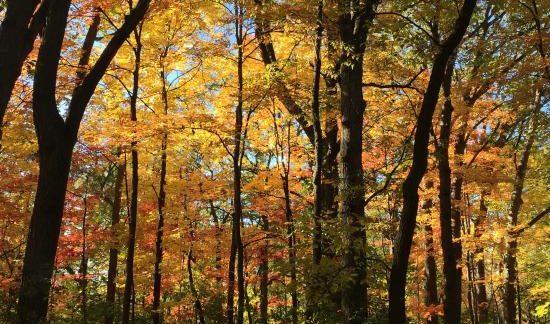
[0, 0, 549, 323]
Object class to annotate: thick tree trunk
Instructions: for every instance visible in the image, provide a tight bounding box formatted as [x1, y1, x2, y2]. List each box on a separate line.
[105, 162, 125, 324]
[503, 87, 542, 324]
[17, 1, 150, 322]
[437, 56, 462, 324]
[336, 2, 377, 322]
[0, 0, 44, 142]
[122, 25, 143, 324]
[388, 2, 476, 322]
[18, 141, 73, 323]
[17, 2, 79, 321]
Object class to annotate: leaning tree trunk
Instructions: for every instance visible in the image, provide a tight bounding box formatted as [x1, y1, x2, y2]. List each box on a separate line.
[388, 2, 476, 322]
[0, 0, 46, 143]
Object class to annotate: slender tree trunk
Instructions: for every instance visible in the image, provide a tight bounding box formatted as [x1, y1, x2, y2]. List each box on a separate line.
[305, 2, 324, 321]
[152, 47, 171, 324]
[475, 195, 489, 323]
[188, 224, 206, 324]
[106, 161, 125, 324]
[283, 171, 298, 324]
[123, 25, 143, 324]
[388, 2, 476, 322]
[79, 188, 89, 324]
[259, 215, 269, 324]
[422, 181, 439, 324]
[437, 55, 462, 324]
[503, 87, 542, 324]
[227, 3, 245, 323]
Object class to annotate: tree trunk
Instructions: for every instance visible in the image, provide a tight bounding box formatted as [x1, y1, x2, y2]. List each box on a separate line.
[283, 172, 298, 324]
[437, 55, 462, 324]
[17, 1, 150, 322]
[336, 2, 377, 322]
[259, 215, 269, 324]
[106, 162, 125, 324]
[227, 3, 245, 323]
[79, 188, 89, 324]
[0, 0, 45, 143]
[503, 86, 542, 324]
[388, 2, 476, 322]
[475, 195, 489, 323]
[152, 46, 170, 324]
[188, 222, 206, 324]
[422, 181, 439, 324]
[123, 25, 143, 324]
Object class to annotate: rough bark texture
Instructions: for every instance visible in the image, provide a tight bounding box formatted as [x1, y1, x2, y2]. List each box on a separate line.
[388, 1, 476, 322]
[437, 55, 462, 324]
[336, 1, 378, 322]
[17, 1, 150, 322]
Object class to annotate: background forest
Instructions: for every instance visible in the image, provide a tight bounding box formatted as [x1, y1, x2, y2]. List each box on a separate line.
[0, 0, 549, 323]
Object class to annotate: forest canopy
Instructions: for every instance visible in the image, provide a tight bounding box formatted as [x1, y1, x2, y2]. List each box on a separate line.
[0, 0, 549, 323]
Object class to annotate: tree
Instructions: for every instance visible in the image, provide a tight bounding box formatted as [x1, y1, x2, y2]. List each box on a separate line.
[17, 1, 151, 322]
[388, 1, 476, 322]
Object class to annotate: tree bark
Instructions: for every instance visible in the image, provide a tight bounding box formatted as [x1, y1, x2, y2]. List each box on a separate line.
[336, 2, 378, 322]
[259, 215, 269, 324]
[0, 0, 46, 143]
[122, 23, 143, 324]
[437, 55, 463, 324]
[422, 181, 439, 324]
[227, 2, 245, 323]
[79, 187, 89, 324]
[283, 171, 298, 324]
[151, 44, 170, 324]
[105, 161, 125, 324]
[16, 1, 151, 321]
[503, 86, 542, 324]
[388, 1, 476, 322]
[306, 1, 324, 321]
[474, 195, 489, 323]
